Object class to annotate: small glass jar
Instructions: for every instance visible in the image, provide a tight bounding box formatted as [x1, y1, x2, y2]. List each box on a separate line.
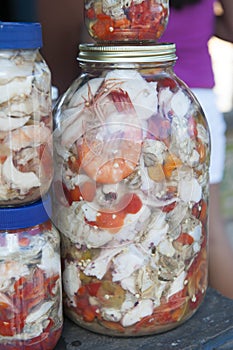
[53, 43, 210, 336]
[0, 196, 63, 349]
[0, 22, 53, 207]
[84, 0, 169, 43]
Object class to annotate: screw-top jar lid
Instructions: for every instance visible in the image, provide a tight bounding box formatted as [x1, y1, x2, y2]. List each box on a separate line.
[0, 195, 52, 230]
[0, 22, 42, 49]
[78, 43, 177, 64]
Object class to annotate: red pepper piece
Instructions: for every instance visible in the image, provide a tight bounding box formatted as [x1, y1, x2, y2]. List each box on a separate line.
[162, 201, 177, 213]
[92, 14, 114, 41]
[86, 282, 101, 297]
[123, 193, 143, 214]
[157, 77, 178, 91]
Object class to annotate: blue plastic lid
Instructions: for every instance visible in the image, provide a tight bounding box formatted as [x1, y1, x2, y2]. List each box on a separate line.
[0, 22, 42, 49]
[0, 195, 52, 230]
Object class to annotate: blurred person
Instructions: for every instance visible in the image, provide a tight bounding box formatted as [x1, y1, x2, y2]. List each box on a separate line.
[214, 0, 233, 43]
[209, 0, 233, 115]
[209, 36, 233, 115]
[160, 0, 233, 299]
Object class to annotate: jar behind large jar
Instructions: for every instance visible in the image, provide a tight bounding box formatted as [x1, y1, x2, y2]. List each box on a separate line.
[84, 0, 169, 43]
[0, 196, 63, 349]
[0, 22, 53, 206]
[53, 43, 210, 336]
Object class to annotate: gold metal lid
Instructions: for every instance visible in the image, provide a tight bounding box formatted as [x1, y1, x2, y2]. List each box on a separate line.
[78, 43, 177, 63]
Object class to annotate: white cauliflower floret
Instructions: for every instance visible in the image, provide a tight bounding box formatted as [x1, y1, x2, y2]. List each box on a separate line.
[112, 245, 146, 282]
[121, 299, 154, 327]
[63, 261, 81, 304]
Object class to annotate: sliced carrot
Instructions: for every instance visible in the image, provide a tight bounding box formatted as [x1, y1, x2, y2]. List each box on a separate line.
[163, 154, 182, 178]
[176, 232, 194, 245]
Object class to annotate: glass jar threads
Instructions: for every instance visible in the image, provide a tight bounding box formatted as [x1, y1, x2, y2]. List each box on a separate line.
[0, 22, 53, 206]
[84, 0, 169, 43]
[0, 196, 63, 349]
[53, 43, 210, 336]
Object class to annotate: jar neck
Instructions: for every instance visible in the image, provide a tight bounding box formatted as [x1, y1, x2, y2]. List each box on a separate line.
[79, 60, 176, 75]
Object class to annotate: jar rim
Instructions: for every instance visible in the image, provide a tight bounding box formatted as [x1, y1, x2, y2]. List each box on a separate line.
[78, 43, 177, 64]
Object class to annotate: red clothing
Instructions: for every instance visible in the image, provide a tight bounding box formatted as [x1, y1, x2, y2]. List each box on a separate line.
[160, 0, 215, 88]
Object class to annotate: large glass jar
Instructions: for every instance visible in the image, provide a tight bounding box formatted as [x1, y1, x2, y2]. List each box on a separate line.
[84, 0, 169, 43]
[53, 43, 210, 336]
[0, 22, 53, 206]
[0, 195, 63, 349]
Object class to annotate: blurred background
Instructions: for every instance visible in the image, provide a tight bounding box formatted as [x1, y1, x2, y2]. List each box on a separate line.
[1, 0, 233, 243]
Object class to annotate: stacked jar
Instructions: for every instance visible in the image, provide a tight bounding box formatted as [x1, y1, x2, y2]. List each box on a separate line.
[0, 22, 63, 349]
[52, 0, 210, 337]
[84, 0, 169, 43]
